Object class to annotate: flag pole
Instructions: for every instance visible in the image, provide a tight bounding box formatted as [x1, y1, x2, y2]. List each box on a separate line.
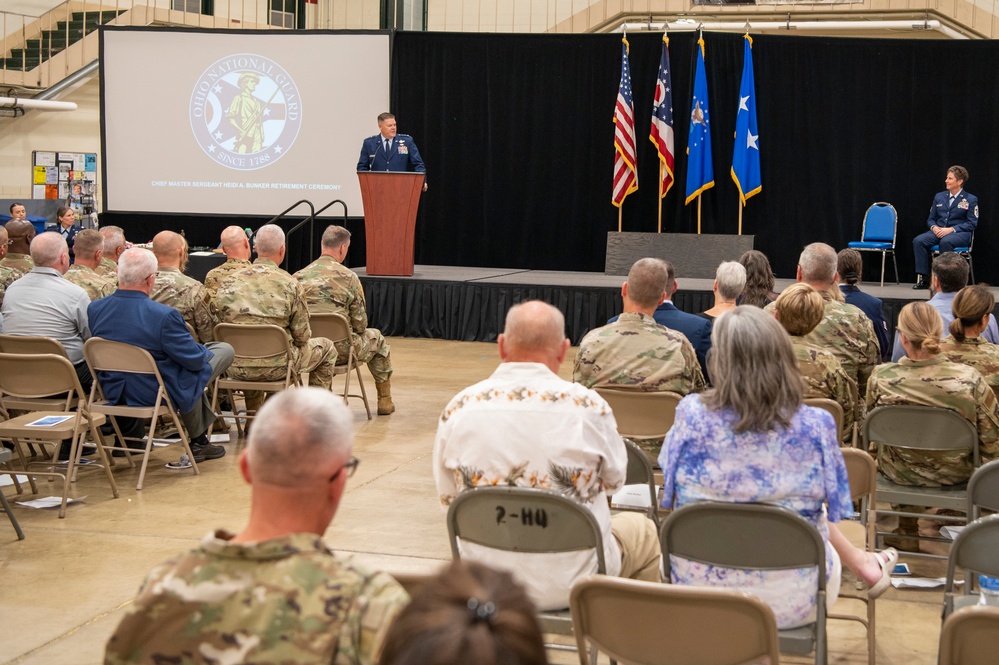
[618, 206, 623, 233]
[738, 200, 743, 235]
[658, 163, 664, 233]
[697, 194, 702, 234]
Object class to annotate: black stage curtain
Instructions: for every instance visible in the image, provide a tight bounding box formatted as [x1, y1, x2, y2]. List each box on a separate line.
[392, 31, 999, 283]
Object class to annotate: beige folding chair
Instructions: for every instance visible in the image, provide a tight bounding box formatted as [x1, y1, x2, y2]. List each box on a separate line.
[804, 397, 855, 447]
[447, 486, 604, 665]
[0, 448, 25, 539]
[968, 458, 999, 521]
[943, 513, 999, 618]
[829, 448, 878, 665]
[661, 501, 827, 664]
[862, 405, 979, 555]
[0, 334, 68, 356]
[569, 575, 781, 665]
[308, 312, 371, 420]
[611, 437, 660, 526]
[85, 338, 199, 491]
[594, 388, 682, 442]
[212, 323, 302, 437]
[938, 605, 999, 665]
[0, 352, 119, 518]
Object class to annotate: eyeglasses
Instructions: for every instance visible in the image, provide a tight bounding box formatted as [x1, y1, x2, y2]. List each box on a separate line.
[331, 456, 360, 482]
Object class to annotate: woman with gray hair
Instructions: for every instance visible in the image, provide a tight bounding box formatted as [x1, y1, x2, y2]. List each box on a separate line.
[660, 306, 896, 629]
[700, 260, 746, 321]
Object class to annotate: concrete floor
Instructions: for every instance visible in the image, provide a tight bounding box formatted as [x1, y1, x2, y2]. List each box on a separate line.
[0, 337, 954, 664]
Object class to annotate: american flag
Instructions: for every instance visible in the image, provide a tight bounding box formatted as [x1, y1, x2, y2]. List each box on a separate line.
[650, 34, 675, 198]
[612, 36, 638, 207]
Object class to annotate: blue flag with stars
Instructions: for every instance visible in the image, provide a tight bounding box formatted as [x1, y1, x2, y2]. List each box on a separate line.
[685, 37, 714, 204]
[732, 34, 762, 204]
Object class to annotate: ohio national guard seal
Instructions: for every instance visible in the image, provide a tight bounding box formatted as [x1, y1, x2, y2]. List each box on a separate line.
[190, 53, 302, 171]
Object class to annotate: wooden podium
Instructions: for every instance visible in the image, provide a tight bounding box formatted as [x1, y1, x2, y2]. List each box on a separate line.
[357, 171, 425, 276]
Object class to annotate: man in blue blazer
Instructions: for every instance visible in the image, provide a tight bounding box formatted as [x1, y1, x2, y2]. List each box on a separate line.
[88, 247, 234, 468]
[912, 165, 978, 289]
[609, 259, 712, 381]
[356, 112, 428, 192]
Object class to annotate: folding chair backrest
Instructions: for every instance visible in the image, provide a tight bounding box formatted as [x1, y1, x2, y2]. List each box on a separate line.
[569, 576, 781, 665]
[309, 312, 352, 345]
[841, 448, 877, 503]
[804, 398, 844, 438]
[213, 323, 292, 361]
[447, 486, 606, 573]
[0, 352, 82, 401]
[968, 459, 999, 519]
[595, 388, 682, 440]
[945, 513, 999, 600]
[661, 501, 825, 580]
[0, 334, 68, 357]
[85, 338, 160, 375]
[863, 405, 979, 466]
[939, 605, 999, 665]
[862, 202, 897, 243]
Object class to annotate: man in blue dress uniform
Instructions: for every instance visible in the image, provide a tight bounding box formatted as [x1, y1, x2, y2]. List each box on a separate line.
[356, 113, 428, 192]
[912, 165, 977, 289]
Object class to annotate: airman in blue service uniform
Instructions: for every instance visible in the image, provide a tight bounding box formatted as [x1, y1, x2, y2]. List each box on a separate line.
[912, 165, 977, 289]
[356, 112, 428, 192]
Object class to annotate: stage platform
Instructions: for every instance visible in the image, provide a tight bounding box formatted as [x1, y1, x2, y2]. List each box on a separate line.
[357, 265, 937, 345]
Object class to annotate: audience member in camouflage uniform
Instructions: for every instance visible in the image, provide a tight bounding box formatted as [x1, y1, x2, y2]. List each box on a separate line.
[294, 225, 395, 415]
[213, 224, 337, 413]
[204, 225, 253, 299]
[104, 387, 409, 665]
[0, 226, 25, 307]
[575, 258, 704, 458]
[64, 229, 116, 302]
[867, 301, 999, 550]
[97, 226, 127, 280]
[1, 218, 35, 274]
[939, 284, 999, 398]
[767, 242, 879, 400]
[774, 283, 859, 444]
[150, 231, 218, 343]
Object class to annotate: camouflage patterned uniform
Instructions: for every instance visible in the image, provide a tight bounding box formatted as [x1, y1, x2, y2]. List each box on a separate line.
[97, 256, 118, 280]
[938, 335, 999, 400]
[574, 313, 705, 392]
[0, 264, 24, 307]
[0, 253, 33, 275]
[790, 336, 859, 444]
[214, 258, 336, 390]
[104, 530, 409, 665]
[573, 312, 704, 458]
[64, 264, 115, 302]
[293, 255, 393, 383]
[204, 257, 252, 299]
[152, 266, 218, 344]
[866, 355, 999, 486]
[767, 293, 879, 399]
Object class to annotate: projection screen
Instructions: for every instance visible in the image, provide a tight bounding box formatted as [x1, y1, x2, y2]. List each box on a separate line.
[101, 28, 390, 217]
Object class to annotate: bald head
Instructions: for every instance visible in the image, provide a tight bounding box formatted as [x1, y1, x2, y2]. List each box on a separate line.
[247, 387, 354, 488]
[253, 224, 285, 260]
[498, 301, 569, 371]
[30, 232, 70, 272]
[6, 219, 35, 254]
[152, 230, 187, 270]
[797, 242, 838, 287]
[220, 226, 252, 260]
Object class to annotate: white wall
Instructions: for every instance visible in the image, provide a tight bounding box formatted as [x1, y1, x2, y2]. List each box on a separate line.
[0, 75, 101, 201]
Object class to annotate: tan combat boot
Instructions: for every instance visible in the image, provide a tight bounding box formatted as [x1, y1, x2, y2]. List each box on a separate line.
[376, 380, 395, 415]
[883, 516, 920, 553]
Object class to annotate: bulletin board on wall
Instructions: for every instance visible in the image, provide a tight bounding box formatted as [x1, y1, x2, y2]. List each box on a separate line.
[31, 150, 97, 206]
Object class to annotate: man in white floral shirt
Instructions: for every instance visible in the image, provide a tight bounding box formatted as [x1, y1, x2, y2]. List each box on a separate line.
[433, 300, 661, 610]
